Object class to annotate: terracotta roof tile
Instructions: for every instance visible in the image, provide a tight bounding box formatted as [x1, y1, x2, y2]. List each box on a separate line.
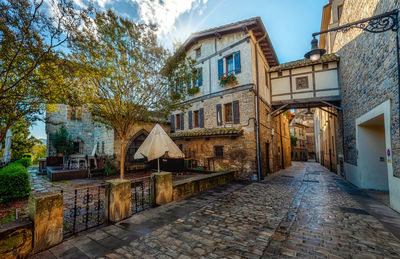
[169, 127, 243, 138]
[270, 53, 339, 72]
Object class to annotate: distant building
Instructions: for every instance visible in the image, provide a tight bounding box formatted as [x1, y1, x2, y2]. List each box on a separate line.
[170, 18, 292, 179]
[290, 121, 308, 161]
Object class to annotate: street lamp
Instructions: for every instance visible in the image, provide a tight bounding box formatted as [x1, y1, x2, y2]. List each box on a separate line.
[304, 37, 326, 61]
[305, 9, 400, 127]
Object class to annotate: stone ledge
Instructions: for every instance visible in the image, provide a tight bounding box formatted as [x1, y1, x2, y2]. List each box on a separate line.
[0, 218, 33, 259]
[172, 171, 237, 201]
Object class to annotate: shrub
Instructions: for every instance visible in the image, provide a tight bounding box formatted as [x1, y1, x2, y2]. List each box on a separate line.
[16, 158, 32, 168]
[105, 154, 117, 175]
[0, 163, 30, 203]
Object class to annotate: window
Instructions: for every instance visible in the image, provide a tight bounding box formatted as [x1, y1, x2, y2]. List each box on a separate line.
[224, 103, 233, 123]
[195, 47, 201, 59]
[176, 114, 181, 130]
[195, 68, 203, 87]
[218, 51, 240, 78]
[337, 5, 343, 21]
[265, 68, 269, 88]
[277, 71, 283, 77]
[323, 63, 329, 69]
[102, 141, 105, 154]
[226, 55, 234, 74]
[214, 146, 224, 158]
[69, 106, 82, 121]
[72, 141, 81, 154]
[193, 110, 199, 128]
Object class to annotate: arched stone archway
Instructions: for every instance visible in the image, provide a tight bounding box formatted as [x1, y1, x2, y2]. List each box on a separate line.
[125, 130, 148, 164]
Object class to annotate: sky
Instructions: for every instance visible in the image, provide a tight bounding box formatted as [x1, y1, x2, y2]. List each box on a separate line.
[30, 0, 328, 140]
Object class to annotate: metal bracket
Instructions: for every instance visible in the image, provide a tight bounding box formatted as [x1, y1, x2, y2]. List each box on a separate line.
[319, 107, 337, 117]
[321, 101, 342, 111]
[272, 104, 288, 115]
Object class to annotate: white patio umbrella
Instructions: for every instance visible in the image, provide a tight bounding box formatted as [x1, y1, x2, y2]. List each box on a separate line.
[2, 129, 12, 164]
[134, 124, 184, 173]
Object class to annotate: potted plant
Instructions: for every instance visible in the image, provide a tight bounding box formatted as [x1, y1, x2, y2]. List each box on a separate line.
[220, 73, 238, 87]
[188, 87, 200, 96]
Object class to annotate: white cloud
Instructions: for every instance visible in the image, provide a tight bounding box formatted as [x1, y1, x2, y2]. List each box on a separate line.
[78, 0, 208, 43]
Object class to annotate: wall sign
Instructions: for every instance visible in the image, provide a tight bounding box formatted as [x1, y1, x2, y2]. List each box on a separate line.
[387, 148, 392, 163]
[295, 76, 309, 90]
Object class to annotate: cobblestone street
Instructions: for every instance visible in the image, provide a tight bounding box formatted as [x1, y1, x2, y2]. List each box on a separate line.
[33, 162, 400, 258]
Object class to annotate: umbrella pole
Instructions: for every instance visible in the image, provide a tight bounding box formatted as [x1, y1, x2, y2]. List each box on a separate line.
[157, 158, 160, 173]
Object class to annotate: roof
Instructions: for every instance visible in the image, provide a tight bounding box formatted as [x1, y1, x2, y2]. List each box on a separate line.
[183, 17, 279, 67]
[169, 127, 243, 139]
[269, 53, 339, 72]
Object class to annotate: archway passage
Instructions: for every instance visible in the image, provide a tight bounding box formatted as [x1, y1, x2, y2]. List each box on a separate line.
[126, 132, 148, 164]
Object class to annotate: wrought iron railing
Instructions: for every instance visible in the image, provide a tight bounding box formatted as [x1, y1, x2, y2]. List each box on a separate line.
[61, 183, 109, 238]
[130, 176, 153, 214]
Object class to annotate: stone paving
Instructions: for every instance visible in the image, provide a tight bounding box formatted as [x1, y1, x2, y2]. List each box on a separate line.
[32, 162, 400, 258]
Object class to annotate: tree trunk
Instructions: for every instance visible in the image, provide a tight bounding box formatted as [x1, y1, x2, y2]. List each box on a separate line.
[120, 137, 126, 179]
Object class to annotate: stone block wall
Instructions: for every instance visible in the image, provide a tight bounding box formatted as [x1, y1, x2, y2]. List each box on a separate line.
[332, 0, 400, 176]
[46, 104, 114, 157]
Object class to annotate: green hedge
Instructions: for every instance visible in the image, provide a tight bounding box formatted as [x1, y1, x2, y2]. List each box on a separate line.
[0, 162, 30, 203]
[16, 158, 32, 168]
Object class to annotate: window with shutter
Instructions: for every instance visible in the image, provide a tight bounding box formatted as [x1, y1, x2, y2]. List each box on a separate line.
[224, 103, 233, 123]
[188, 111, 193, 129]
[170, 114, 175, 132]
[216, 104, 222, 126]
[218, 58, 223, 79]
[199, 108, 204, 128]
[180, 112, 184, 130]
[175, 114, 181, 130]
[193, 110, 199, 128]
[226, 55, 234, 75]
[233, 101, 240, 124]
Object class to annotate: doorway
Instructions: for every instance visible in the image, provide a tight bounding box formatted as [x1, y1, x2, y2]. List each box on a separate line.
[357, 114, 389, 191]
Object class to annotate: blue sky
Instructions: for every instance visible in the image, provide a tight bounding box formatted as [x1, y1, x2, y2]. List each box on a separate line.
[30, 0, 328, 139]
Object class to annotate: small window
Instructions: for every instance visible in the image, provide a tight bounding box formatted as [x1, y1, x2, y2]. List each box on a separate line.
[195, 47, 201, 59]
[214, 146, 224, 158]
[193, 110, 199, 128]
[323, 63, 329, 69]
[277, 71, 283, 77]
[102, 141, 105, 154]
[337, 5, 343, 21]
[176, 114, 181, 130]
[226, 55, 234, 75]
[70, 106, 82, 121]
[224, 103, 233, 123]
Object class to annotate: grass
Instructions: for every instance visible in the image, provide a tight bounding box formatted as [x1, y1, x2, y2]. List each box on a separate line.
[0, 210, 16, 225]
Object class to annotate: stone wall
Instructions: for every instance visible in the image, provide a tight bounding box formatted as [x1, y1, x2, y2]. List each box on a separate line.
[332, 0, 400, 176]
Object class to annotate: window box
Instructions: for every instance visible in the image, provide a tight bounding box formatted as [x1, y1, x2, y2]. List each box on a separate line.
[219, 73, 238, 87]
[188, 86, 200, 96]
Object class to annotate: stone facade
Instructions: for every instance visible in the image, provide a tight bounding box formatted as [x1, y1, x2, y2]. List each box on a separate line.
[46, 104, 114, 157]
[171, 18, 291, 179]
[319, 0, 400, 212]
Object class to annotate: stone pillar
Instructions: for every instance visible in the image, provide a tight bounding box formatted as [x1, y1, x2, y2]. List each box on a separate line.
[106, 179, 131, 222]
[28, 192, 63, 254]
[153, 172, 173, 205]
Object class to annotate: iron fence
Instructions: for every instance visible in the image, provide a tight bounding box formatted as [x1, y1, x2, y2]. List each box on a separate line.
[61, 183, 109, 238]
[130, 176, 153, 214]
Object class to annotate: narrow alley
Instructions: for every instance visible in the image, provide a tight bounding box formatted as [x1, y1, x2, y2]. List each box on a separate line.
[33, 162, 400, 259]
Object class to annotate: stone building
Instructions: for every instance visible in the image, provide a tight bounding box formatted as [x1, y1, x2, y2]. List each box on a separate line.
[317, 0, 400, 212]
[290, 121, 308, 161]
[170, 18, 292, 179]
[46, 104, 169, 171]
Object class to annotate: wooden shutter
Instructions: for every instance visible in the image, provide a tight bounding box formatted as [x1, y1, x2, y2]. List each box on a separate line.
[188, 111, 193, 129]
[170, 115, 175, 132]
[234, 51, 241, 73]
[216, 104, 222, 126]
[180, 113, 184, 130]
[233, 100, 240, 124]
[218, 58, 223, 79]
[199, 108, 204, 128]
[198, 67, 203, 86]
